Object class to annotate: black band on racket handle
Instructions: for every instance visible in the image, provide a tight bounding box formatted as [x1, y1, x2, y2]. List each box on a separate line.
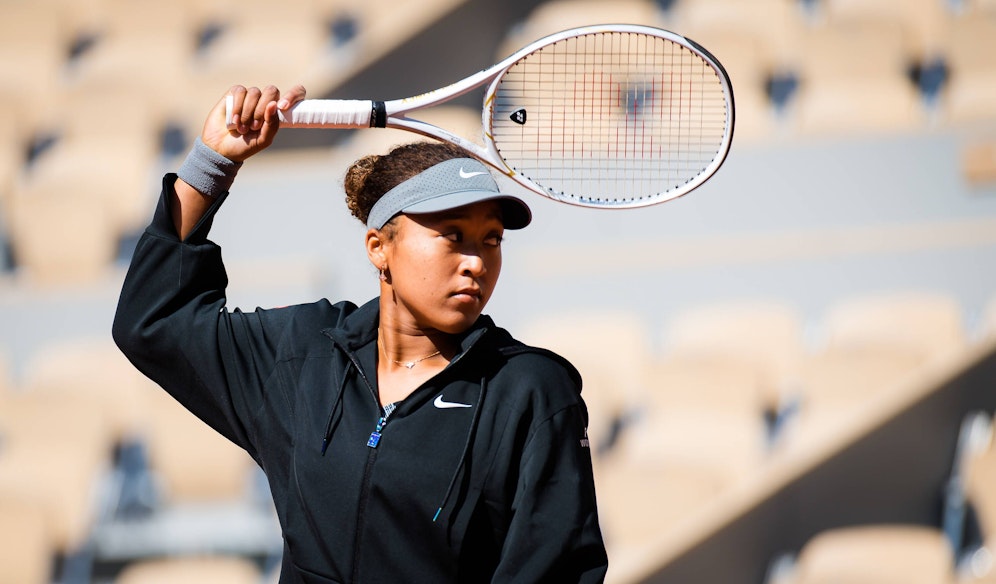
[371, 101, 387, 128]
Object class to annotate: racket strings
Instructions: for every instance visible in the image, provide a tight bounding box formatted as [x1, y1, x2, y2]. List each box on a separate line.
[490, 30, 730, 206]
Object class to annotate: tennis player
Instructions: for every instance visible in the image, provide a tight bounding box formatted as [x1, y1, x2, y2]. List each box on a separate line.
[112, 84, 607, 582]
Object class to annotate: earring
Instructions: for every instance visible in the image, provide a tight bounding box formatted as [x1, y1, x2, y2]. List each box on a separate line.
[379, 266, 387, 282]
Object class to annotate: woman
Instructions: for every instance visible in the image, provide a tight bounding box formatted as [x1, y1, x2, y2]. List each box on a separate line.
[112, 84, 607, 583]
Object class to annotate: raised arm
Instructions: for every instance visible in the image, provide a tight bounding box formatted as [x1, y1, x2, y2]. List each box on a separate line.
[172, 84, 307, 239]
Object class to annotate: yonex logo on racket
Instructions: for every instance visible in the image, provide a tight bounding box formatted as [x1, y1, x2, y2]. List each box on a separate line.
[459, 167, 488, 179]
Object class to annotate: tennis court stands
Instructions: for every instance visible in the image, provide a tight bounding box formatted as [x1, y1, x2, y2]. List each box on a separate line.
[1, 0, 996, 582]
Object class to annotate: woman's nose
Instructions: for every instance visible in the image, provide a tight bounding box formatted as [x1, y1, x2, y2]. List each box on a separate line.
[461, 251, 486, 277]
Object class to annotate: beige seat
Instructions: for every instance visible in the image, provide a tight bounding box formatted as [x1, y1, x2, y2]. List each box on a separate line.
[642, 353, 767, 418]
[940, 14, 996, 126]
[22, 338, 153, 445]
[114, 555, 262, 584]
[672, 0, 804, 75]
[662, 300, 805, 411]
[594, 459, 728, 553]
[965, 420, 996, 558]
[0, 493, 53, 584]
[617, 407, 770, 483]
[0, 2, 75, 130]
[820, 0, 951, 62]
[782, 346, 925, 451]
[961, 139, 996, 188]
[791, 20, 926, 136]
[0, 391, 114, 553]
[679, 30, 778, 143]
[142, 388, 255, 502]
[790, 524, 956, 584]
[496, 0, 668, 59]
[6, 178, 122, 286]
[820, 291, 966, 361]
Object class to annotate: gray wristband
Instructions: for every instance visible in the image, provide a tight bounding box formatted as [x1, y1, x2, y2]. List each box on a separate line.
[176, 137, 243, 197]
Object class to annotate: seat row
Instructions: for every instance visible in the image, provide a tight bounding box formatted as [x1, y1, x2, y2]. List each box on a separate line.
[515, 290, 990, 565]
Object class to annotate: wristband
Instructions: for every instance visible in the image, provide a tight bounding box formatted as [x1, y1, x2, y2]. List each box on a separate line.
[176, 137, 243, 197]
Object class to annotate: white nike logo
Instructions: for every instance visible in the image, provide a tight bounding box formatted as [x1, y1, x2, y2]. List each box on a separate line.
[434, 395, 473, 409]
[459, 167, 488, 179]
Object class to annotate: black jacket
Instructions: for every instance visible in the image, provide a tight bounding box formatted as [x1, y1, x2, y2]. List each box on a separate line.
[112, 175, 608, 583]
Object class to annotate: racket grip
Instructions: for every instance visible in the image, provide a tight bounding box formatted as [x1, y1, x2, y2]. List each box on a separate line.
[225, 95, 375, 129]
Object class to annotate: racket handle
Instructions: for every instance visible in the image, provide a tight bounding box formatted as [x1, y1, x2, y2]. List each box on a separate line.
[225, 96, 375, 129]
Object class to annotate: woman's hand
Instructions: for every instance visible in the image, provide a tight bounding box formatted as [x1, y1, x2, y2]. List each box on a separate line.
[201, 84, 307, 162]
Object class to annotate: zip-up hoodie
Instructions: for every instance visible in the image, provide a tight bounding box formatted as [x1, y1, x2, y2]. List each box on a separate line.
[112, 175, 608, 583]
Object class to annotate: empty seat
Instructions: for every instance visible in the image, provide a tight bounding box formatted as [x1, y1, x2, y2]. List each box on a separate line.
[22, 338, 153, 445]
[662, 300, 805, 410]
[114, 555, 261, 584]
[790, 524, 956, 584]
[0, 391, 115, 552]
[642, 354, 767, 418]
[0, 493, 53, 584]
[820, 291, 966, 361]
[0, 2, 75, 130]
[617, 407, 770, 482]
[141, 388, 255, 503]
[820, 0, 952, 62]
[961, 139, 996, 187]
[6, 179, 122, 286]
[782, 346, 925, 451]
[965, 420, 996, 554]
[941, 14, 996, 125]
[791, 20, 926, 136]
[594, 460, 728, 553]
[497, 0, 668, 59]
[672, 0, 805, 74]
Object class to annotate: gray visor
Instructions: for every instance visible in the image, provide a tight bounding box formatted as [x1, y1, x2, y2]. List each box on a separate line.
[366, 158, 532, 230]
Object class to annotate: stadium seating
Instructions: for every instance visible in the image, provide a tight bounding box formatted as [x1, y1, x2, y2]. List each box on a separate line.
[777, 524, 957, 584]
[660, 300, 805, 412]
[0, 0, 994, 581]
[778, 346, 926, 451]
[819, 291, 967, 361]
[0, 494, 52, 584]
[941, 12, 996, 125]
[21, 338, 152, 445]
[791, 19, 927, 136]
[964, 416, 996, 574]
[0, 391, 114, 555]
[113, 555, 262, 584]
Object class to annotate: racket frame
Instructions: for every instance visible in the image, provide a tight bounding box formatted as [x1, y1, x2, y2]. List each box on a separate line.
[252, 24, 735, 208]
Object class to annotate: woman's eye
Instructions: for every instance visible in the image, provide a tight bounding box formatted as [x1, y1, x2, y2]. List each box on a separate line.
[486, 234, 504, 247]
[444, 232, 462, 243]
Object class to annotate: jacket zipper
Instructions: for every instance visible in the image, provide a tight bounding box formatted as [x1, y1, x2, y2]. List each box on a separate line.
[323, 328, 487, 582]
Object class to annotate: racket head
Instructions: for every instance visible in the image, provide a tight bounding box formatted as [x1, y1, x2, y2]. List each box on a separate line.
[483, 25, 735, 208]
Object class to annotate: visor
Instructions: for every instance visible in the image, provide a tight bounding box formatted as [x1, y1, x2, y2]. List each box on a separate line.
[366, 158, 532, 230]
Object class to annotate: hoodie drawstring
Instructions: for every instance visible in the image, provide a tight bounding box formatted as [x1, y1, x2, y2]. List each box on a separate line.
[433, 376, 487, 523]
[321, 361, 353, 456]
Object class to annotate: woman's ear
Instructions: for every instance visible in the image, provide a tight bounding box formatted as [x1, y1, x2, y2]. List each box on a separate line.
[365, 228, 387, 271]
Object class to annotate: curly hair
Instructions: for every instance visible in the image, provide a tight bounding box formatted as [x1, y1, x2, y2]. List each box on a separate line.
[343, 141, 471, 232]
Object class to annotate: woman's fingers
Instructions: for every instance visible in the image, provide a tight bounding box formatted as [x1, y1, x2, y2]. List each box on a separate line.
[206, 83, 308, 160]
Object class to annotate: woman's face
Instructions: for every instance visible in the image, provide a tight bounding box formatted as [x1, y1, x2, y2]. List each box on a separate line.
[378, 200, 505, 334]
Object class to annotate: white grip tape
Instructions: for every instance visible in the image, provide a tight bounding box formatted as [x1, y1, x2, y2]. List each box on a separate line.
[224, 95, 374, 129]
[279, 100, 373, 128]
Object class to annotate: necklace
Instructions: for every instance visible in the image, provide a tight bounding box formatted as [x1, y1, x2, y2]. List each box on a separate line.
[390, 350, 442, 369]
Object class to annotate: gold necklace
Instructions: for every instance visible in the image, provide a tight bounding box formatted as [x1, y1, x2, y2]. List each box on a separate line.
[390, 350, 442, 369]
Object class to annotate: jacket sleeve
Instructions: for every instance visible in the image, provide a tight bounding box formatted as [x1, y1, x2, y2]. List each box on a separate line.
[492, 401, 609, 583]
[112, 174, 295, 462]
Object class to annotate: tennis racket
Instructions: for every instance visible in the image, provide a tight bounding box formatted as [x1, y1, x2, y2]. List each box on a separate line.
[230, 24, 734, 208]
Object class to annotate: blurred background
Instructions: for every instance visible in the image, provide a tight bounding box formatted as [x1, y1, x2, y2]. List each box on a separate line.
[1, 0, 996, 582]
